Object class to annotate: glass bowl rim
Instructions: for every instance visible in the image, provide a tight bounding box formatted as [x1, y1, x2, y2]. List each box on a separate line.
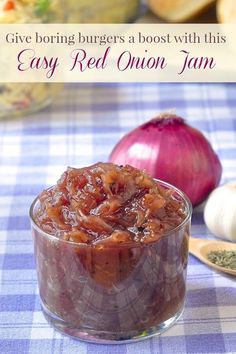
[29, 178, 192, 248]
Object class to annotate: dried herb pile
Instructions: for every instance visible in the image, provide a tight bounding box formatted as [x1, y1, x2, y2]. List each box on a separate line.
[207, 250, 236, 270]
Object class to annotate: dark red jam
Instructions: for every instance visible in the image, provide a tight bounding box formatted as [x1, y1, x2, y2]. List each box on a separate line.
[32, 163, 190, 340]
[35, 163, 186, 244]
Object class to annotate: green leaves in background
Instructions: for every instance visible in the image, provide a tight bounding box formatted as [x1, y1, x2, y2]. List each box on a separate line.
[35, 0, 51, 16]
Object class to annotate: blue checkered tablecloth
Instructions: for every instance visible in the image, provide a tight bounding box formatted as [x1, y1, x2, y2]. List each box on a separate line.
[0, 83, 236, 354]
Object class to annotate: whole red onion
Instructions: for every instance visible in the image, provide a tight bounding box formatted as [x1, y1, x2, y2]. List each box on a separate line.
[109, 113, 222, 206]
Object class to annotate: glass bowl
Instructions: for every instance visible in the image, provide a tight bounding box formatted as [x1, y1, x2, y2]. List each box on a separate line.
[0, 0, 64, 119]
[29, 180, 192, 343]
[0, 83, 62, 119]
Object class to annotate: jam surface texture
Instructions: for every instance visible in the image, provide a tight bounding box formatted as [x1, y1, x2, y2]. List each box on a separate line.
[35, 163, 186, 244]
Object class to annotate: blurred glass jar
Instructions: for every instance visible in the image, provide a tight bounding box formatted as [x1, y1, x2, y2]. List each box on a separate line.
[0, 0, 64, 119]
[66, 0, 139, 23]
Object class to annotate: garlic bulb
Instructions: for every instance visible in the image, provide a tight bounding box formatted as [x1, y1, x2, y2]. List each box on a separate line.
[204, 181, 236, 242]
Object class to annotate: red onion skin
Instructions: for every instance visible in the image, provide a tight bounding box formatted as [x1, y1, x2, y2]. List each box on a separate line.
[109, 116, 222, 207]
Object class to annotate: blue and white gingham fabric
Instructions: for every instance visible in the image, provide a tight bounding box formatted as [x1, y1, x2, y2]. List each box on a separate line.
[0, 83, 236, 354]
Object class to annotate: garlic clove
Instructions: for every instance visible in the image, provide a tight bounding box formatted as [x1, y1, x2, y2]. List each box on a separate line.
[204, 181, 236, 242]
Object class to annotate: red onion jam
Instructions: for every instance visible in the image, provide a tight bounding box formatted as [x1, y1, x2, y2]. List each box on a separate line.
[31, 163, 191, 342]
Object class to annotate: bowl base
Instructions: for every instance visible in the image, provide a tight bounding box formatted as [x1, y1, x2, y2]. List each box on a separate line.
[41, 302, 183, 344]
